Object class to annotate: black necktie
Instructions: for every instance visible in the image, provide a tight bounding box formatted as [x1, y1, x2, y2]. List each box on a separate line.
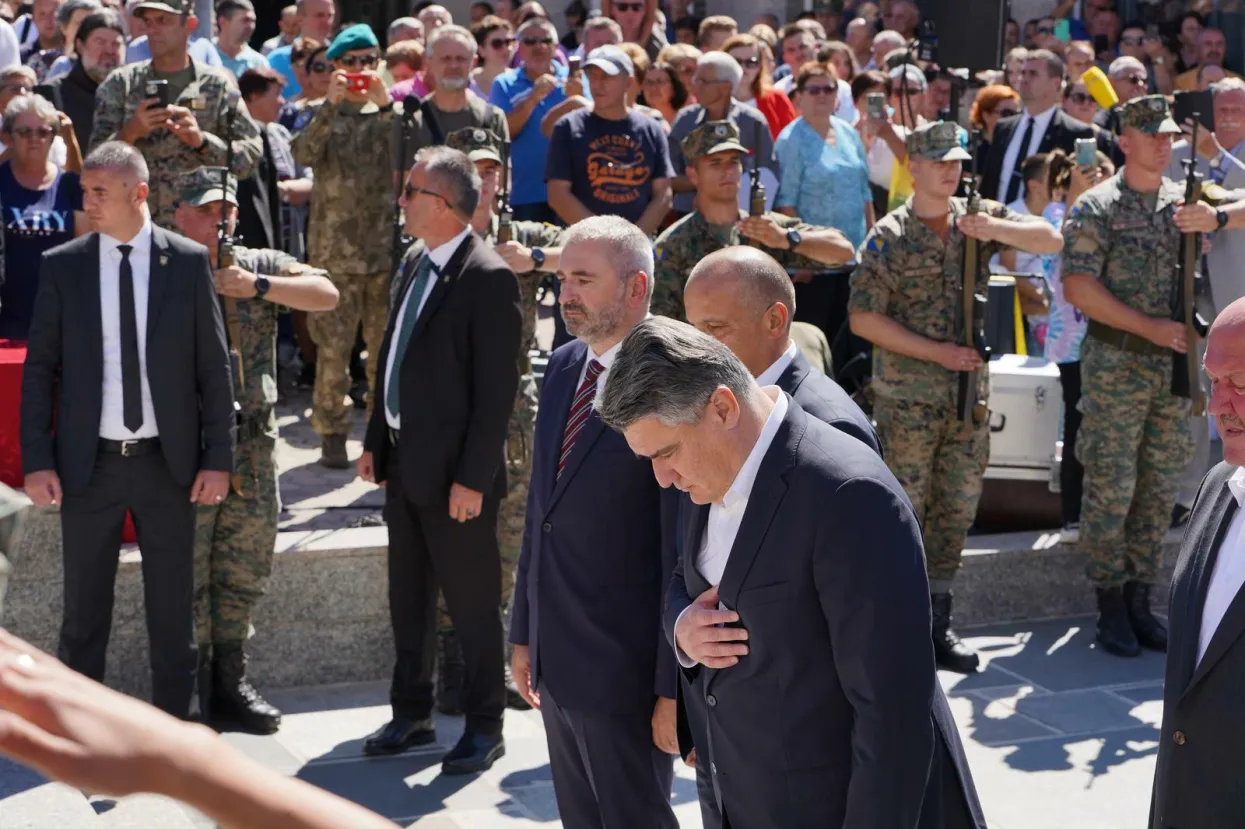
[1005, 116, 1036, 204]
[117, 243, 143, 433]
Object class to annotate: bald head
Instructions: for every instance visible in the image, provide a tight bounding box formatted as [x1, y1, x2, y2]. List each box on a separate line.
[1206, 297, 1245, 465]
[683, 247, 795, 377]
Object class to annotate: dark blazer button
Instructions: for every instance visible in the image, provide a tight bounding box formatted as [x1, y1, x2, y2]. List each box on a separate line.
[542, 522, 552, 532]
[1173, 730, 1187, 745]
[706, 694, 717, 707]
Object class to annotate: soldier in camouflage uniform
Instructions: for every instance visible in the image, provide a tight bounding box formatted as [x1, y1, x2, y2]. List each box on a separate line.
[177, 168, 339, 733]
[1062, 96, 1192, 659]
[850, 122, 1062, 673]
[652, 121, 856, 321]
[88, 0, 262, 231]
[291, 24, 395, 469]
[413, 126, 562, 713]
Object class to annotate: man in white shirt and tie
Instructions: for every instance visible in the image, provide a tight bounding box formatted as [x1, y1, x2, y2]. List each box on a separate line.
[20, 141, 234, 718]
[1152, 295, 1245, 826]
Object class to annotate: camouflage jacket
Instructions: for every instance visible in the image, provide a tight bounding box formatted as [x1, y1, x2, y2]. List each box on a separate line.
[90, 59, 262, 231]
[653, 209, 824, 320]
[1061, 171, 1184, 319]
[228, 245, 328, 432]
[849, 197, 1027, 406]
[292, 99, 395, 275]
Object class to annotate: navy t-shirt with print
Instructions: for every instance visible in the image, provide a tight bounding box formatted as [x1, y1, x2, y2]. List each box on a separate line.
[545, 109, 674, 225]
[0, 162, 81, 339]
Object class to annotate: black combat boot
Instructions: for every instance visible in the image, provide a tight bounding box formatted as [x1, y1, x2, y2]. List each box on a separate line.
[1123, 581, 1168, 652]
[931, 592, 980, 674]
[437, 630, 466, 716]
[1095, 586, 1141, 657]
[319, 434, 349, 469]
[211, 643, 282, 735]
[194, 646, 213, 725]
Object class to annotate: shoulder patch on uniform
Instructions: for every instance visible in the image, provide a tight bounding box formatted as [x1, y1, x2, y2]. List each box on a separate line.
[866, 235, 889, 255]
[979, 199, 1003, 212]
[280, 262, 312, 276]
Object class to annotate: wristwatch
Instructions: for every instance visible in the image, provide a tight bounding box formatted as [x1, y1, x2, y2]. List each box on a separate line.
[255, 274, 271, 297]
[1217, 208, 1230, 230]
[530, 247, 546, 270]
[785, 229, 802, 250]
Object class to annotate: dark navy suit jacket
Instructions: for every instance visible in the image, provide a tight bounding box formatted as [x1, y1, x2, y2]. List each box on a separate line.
[668, 398, 982, 828]
[776, 349, 881, 456]
[510, 339, 679, 713]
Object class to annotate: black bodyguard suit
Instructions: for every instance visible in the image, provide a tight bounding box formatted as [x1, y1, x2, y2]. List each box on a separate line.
[981, 109, 1115, 201]
[668, 398, 985, 829]
[20, 228, 234, 715]
[776, 349, 881, 455]
[1152, 461, 1245, 828]
[363, 232, 521, 736]
[510, 339, 680, 828]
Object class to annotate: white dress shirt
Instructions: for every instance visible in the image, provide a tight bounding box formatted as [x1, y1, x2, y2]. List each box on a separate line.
[755, 341, 798, 387]
[1198, 467, 1245, 664]
[384, 225, 472, 430]
[676, 391, 789, 668]
[99, 220, 159, 440]
[579, 339, 621, 399]
[996, 105, 1058, 203]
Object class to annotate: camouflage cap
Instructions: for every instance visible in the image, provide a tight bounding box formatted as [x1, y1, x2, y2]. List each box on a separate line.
[1119, 94, 1181, 134]
[445, 127, 503, 164]
[681, 120, 749, 163]
[134, 0, 192, 15]
[177, 167, 238, 207]
[906, 121, 972, 161]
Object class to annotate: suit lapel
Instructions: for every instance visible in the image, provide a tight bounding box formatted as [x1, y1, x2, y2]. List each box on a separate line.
[536, 343, 586, 506]
[146, 226, 170, 343]
[1181, 483, 1242, 697]
[684, 501, 710, 592]
[776, 351, 809, 399]
[549, 413, 606, 508]
[85, 234, 103, 369]
[408, 232, 472, 346]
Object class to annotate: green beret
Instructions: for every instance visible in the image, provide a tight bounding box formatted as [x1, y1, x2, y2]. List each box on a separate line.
[326, 23, 379, 61]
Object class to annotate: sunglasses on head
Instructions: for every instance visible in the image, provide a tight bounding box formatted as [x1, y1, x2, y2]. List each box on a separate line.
[338, 54, 378, 68]
[521, 35, 554, 46]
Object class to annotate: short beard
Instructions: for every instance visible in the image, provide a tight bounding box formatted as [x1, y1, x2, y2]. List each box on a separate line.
[82, 58, 116, 83]
[562, 298, 625, 343]
[437, 76, 469, 91]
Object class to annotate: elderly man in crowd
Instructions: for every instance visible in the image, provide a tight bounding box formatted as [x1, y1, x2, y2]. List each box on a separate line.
[36, 7, 123, 152]
[292, 23, 394, 469]
[1095, 55, 1150, 136]
[268, 0, 335, 98]
[1176, 27, 1240, 92]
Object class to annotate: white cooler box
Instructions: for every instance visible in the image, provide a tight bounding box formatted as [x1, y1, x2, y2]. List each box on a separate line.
[984, 354, 1063, 483]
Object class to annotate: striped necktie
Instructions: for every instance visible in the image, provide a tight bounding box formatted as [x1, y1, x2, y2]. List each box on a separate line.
[558, 359, 604, 478]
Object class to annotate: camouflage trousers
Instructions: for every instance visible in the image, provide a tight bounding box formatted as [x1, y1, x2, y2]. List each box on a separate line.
[308, 270, 390, 436]
[193, 435, 281, 646]
[1077, 340, 1191, 587]
[438, 375, 537, 633]
[874, 397, 989, 586]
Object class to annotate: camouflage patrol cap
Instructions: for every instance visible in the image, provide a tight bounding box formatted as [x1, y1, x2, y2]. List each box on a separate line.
[906, 121, 972, 161]
[134, 0, 192, 15]
[177, 167, 238, 207]
[445, 127, 503, 164]
[1119, 94, 1181, 134]
[681, 120, 749, 163]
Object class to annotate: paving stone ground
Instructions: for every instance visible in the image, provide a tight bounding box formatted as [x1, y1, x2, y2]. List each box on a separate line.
[0, 616, 1165, 828]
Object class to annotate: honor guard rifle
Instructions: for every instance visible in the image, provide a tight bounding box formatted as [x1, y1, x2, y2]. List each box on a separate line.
[956, 130, 990, 424]
[749, 119, 766, 218]
[497, 136, 513, 243]
[393, 95, 419, 272]
[219, 91, 246, 497]
[1171, 115, 1210, 415]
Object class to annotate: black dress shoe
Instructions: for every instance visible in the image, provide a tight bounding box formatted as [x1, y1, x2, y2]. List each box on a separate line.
[363, 718, 437, 756]
[441, 730, 505, 774]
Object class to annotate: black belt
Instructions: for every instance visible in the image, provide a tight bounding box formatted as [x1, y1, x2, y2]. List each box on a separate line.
[98, 437, 161, 456]
[1086, 320, 1170, 357]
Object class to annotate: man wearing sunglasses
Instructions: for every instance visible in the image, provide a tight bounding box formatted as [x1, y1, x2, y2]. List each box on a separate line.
[89, 0, 262, 231]
[291, 23, 395, 470]
[1093, 55, 1150, 140]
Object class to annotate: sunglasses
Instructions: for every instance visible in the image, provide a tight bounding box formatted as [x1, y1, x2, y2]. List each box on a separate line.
[995, 106, 1019, 117]
[1125, 74, 1147, 85]
[801, 85, 836, 96]
[13, 125, 54, 139]
[1037, 26, 1054, 35]
[1120, 35, 1143, 45]
[615, 2, 643, 10]
[1067, 91, 1093, 104]
[404, 184, 452, 208]
[337, 54, 378, 68]
[734, 55, 761, 67]
[521, 36, 554, 46]
[310, 61, 331, 73]
[488, 36, 515, 48]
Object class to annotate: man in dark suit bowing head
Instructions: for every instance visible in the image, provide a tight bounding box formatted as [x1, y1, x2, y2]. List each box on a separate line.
[683, 246, 880, 455]
[510, 215, 680, 829]
[1152, 296, 1245, 827]
[598, 317, 983, 829]
[358, 145, 521, 774]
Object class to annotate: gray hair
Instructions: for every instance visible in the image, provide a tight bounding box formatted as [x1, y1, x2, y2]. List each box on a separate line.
[388, 16, 421, 39]
[888, 63, 926, 91]
[686, 246, 795, 326]
[429, 23, 477, 56]
[0, 65, 36, 87]
[584, 16, 622, 39]
[516, 16, 557, 41]
[1108, 55, 1145, 78]
[562, 215, 655, 303]
[84, 140, 149, 183]
[3, 93, 58, 134]
[414, 145, 480, 217]
[698, 50, 743, 88]
[873, 29, 906, 51]
[58, 0, 101, 28]
[1214, 76, 1245, 97]
[597, 317, 756, 431]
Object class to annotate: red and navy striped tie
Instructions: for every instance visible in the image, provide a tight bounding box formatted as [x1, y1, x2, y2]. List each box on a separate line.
[558, 359, 604, 478]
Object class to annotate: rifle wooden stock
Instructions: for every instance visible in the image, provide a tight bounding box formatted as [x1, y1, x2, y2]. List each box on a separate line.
[497, 139, 513, 244]
[956, 140, 990, 425]
[749, 120, 765, 218]
[1171, 117, 1208, 415]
